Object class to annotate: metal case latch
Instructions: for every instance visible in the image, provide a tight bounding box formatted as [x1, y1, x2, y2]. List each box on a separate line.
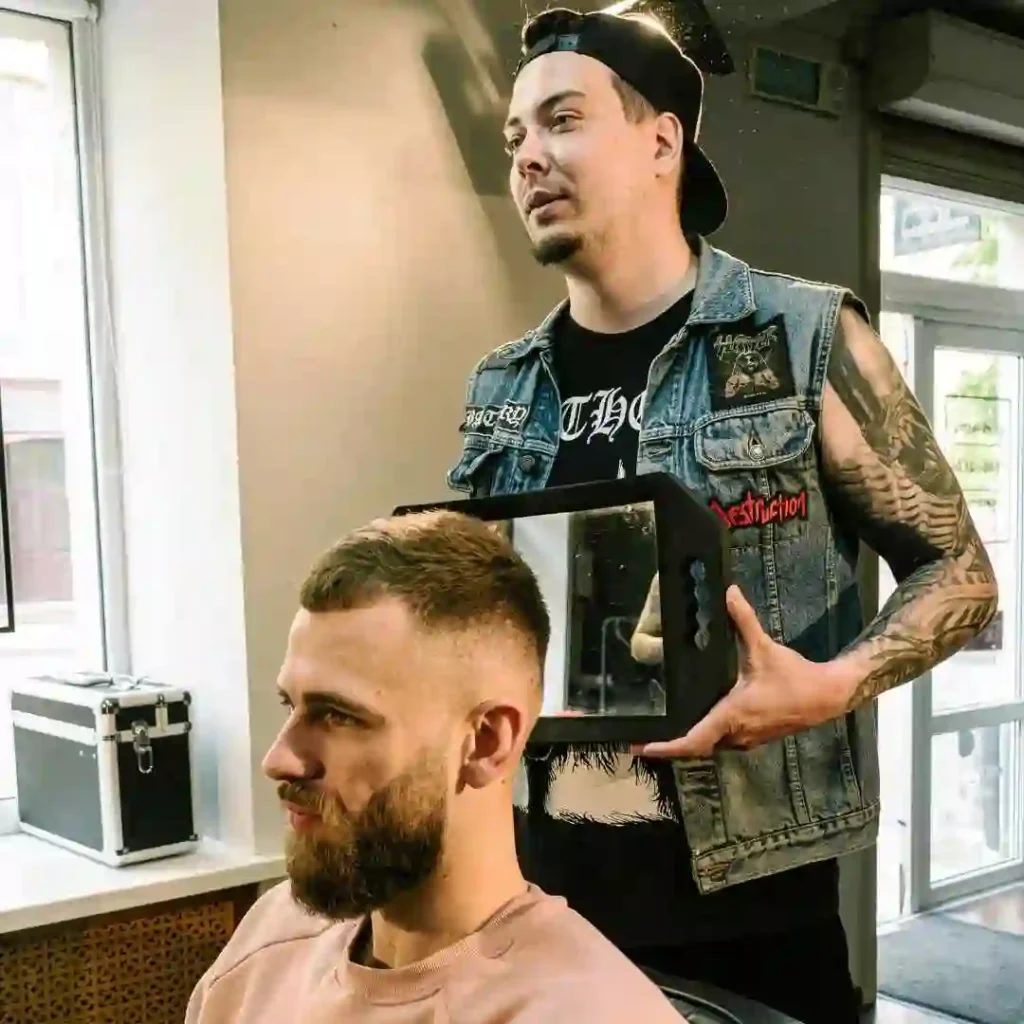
[131, 720, 154, 775]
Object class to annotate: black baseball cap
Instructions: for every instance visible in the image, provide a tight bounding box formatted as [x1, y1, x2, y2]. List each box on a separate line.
[515, 8, 728, 237]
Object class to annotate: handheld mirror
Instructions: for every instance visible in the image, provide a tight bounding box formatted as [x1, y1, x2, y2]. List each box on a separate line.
[394, 474, 735, 745]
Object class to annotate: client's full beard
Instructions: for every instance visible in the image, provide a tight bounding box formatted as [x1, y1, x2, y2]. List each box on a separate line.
[280, 755, 446, 920]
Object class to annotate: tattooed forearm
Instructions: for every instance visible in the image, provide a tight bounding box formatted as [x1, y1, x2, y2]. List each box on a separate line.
[834, 485, 996, 707]
[847, 561, 999, 704]
[821, 306, 998, 710]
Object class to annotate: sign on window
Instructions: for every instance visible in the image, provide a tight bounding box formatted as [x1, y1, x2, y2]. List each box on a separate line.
[893, 197, 983, 256]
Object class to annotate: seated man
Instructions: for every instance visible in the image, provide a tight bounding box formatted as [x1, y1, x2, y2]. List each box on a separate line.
[186, 510, 685, 1023]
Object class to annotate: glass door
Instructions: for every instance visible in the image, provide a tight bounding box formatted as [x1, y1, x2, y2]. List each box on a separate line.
[911, 325, 1024, 909]
[877, 178, 1024, 921]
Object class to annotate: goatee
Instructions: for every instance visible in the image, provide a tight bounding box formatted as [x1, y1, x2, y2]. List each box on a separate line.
[531, 233, 583, 266]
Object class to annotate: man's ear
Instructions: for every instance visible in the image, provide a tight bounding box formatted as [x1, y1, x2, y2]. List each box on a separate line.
[460, 700, 529, 789]
[653, 111, 684, 178]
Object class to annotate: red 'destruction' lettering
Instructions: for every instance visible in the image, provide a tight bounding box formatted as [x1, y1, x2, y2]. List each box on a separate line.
[709, 490, 809, 530]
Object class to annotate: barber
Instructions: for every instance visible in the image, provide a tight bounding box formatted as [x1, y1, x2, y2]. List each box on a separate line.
[446, 9, 998, 1023]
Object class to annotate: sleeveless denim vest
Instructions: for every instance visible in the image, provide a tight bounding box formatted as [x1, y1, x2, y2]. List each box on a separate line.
[446, 240, 881, 892]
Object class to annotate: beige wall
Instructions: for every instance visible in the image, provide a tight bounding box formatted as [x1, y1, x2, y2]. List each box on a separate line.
[218, 0, 566, 849]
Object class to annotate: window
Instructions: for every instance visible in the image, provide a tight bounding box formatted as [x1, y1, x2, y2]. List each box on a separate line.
[0, 7, 122, 818]
[881, 181, 1024, 291]
[877, 176, 1024, 920]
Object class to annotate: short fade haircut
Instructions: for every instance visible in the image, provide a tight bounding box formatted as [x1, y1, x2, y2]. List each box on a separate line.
[300, 510, 550, 667]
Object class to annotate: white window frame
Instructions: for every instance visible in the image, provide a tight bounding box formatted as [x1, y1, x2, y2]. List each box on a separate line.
[882, 268, 1024, 911]
[0, 2, 95, 20]
[0, 1, 130, 835]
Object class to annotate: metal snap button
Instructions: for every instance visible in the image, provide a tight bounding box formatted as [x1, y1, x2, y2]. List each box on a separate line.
[747, 437, 765, 461]
[519, 453, 536, 472]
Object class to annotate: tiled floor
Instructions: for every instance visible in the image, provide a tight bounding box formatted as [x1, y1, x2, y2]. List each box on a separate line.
[945, 882, 1024, 937]
[864, 882, 1024, 1023]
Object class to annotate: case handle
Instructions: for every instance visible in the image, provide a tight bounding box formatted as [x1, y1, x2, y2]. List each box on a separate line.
[131, 720, 154, 775]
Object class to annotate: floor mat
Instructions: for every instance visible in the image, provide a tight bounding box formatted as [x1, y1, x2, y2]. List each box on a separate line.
[877, 914, 1024, 1023]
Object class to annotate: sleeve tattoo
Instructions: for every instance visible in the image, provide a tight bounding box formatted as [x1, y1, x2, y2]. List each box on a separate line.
[820, 305, 999, 711]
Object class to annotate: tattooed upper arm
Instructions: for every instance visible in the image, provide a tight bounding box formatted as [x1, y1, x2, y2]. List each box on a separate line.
[820, 305, 966, 573]
[819, 303, 997, 705]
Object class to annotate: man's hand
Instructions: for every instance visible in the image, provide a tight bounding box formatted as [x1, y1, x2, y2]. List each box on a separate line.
[632, 585, 851, 759]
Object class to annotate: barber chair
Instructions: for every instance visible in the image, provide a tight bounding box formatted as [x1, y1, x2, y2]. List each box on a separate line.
[644, 970, 805, 1024]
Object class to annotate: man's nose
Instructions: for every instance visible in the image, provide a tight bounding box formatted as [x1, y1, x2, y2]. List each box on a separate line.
[513, 131, 549, 179]
[262, 726, 318, 783]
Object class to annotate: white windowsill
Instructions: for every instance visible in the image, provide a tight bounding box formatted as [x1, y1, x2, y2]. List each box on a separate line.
[0, 832, 284, 934]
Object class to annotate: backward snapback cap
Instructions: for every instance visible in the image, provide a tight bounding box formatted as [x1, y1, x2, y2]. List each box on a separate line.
[516, 10, 728, 237]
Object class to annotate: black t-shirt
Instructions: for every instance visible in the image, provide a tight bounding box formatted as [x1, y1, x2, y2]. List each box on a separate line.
[518, 289, 839, 948]
[544, 295, 684, 486]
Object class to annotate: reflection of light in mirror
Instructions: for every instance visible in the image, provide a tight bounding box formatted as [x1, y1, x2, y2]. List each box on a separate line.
[509, 503, 665, 720]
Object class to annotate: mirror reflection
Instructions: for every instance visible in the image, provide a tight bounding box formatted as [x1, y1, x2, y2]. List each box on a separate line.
[504, 502, 664, 719]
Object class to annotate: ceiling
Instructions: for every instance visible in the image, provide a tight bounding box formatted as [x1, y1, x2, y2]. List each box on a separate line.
[772, 0, 1024, 40]
[701, 0, 841, 28]
[576, 0, 1024, 41]
[574, 0, 839, 29]
[864, 0, 1024, 36]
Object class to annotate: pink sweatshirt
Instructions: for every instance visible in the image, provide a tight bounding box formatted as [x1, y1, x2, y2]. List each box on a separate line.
[186, 882, 686, 1023]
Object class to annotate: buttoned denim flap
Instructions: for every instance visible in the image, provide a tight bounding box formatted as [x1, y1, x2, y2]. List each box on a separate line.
[694, 407, 815, 472]
[446, 442, 501, 494]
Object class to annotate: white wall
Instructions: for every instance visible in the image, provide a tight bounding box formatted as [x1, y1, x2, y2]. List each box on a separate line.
[98, 0, 255, 849]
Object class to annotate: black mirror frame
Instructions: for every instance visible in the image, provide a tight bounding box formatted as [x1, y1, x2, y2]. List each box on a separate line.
[394, 473, 735, 745]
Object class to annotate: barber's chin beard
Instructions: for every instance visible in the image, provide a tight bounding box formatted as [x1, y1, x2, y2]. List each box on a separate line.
[531, 231, 583, 266]
[282, 762, 447, 921]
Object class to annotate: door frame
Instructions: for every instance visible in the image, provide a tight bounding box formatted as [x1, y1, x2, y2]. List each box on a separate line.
[882, 271, 1024, 911]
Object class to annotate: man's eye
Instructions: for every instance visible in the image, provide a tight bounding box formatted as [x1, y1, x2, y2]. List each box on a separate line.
[317, 707, 357, 728]
[504, 135, 522, 155]
[551, 112, 578, 130]
[278, 696, 354, 728]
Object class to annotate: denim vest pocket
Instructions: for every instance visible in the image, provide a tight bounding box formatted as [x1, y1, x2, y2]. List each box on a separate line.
[694, 404, 814, 472]
[693, 405, 817, 560]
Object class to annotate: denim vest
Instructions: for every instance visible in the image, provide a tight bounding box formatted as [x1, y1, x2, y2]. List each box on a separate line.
[447, 240, 880, 892]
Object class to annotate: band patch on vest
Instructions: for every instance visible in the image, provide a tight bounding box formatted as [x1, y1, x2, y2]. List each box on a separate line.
[707, 315, 795, 411]
[462, 402, 529, 434]
[710, 489, 808, 530]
